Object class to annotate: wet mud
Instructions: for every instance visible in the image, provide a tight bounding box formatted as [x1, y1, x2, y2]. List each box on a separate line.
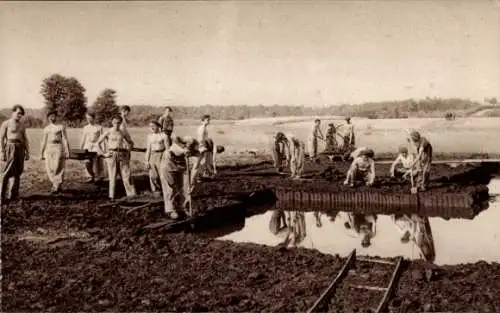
[2, 156, 500, 312]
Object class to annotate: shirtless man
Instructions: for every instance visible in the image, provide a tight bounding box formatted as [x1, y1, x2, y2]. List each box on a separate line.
[119, 105, 133, 161]
[80, 112, 105, 182]
[96, 115, 137, 200]
[39, 111, 71, 193]
[144, 120, 169, 196]
[285, 133, 306, 179]
[0, 105, 30, 202]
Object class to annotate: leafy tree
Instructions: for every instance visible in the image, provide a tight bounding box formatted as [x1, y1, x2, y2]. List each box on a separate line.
[40, 74, 87, 127]
[90, 88, 120, 126]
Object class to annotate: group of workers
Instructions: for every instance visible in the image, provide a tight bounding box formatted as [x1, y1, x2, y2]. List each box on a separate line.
[272, 118, 433, 191]
[1, 105, 434, 221]
[0, 105, 220, 220]
[268, 209, 435, 262]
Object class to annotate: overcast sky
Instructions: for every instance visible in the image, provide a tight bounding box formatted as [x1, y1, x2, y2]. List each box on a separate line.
[1, 0, 499, 108]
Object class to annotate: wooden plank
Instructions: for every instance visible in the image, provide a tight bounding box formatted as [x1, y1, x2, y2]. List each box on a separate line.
[375, 257, 404, 313]
[350, 285, 387, 292]
[357, 257, 395, 265]
[375, 158, 500, 165]
[307, 249, 357, 313]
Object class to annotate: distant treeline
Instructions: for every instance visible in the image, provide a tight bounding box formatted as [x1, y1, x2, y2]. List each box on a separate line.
[0, 97, 490, 128]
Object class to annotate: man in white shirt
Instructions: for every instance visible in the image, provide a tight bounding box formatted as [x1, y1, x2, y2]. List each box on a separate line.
[390, 146, 415, 180]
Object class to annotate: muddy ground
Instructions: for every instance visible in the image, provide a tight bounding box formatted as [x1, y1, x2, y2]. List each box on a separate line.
[2, 156, 500, 312]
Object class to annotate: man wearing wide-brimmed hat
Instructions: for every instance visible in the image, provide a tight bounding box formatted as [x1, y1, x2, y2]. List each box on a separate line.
[408, 130, 433, 191]
[159, 135, 200, 219]
[344, 147, 375, 187]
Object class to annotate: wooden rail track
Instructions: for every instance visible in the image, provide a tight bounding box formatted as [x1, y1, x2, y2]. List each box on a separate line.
[307, 249, 404, 313]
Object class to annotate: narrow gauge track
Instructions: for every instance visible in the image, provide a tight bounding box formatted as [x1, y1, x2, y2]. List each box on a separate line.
[308, 250, 404, 313]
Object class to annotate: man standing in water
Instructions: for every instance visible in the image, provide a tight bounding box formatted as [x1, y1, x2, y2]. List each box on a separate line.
[0, 105, 30, 203]
[39, 111, 71, 193]
[158, 106, 174, 146]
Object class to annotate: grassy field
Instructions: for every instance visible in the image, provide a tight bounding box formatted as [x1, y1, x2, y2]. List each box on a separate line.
[15, 116, 500, 193]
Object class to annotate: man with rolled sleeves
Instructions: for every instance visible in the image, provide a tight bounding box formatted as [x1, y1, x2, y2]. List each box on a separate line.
[159, 136, 200, 220]
[0, 105, 30, 203]
[408, 130, 433, 191]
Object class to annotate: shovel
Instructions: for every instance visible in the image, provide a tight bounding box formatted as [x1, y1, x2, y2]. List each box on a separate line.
[410, 170, 418, 194]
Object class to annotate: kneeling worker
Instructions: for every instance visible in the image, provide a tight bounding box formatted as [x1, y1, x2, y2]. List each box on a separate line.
[160, 136, 200, 220]
[390, 146, 415, 180]
[344, 147, 375, 187]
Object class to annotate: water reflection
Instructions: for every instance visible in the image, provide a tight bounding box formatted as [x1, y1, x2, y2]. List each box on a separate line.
[218, 179, 500, 265]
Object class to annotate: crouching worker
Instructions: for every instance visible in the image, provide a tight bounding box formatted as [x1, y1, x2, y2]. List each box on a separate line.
[344, 148, 375, 187]
[160, 136, 200, 220]
[97, 115, 137, 201]
[285, 134, 306, 179]
[144, 120, 169, 196]
[390, 146, 415, 180]
[271, 132, 289, 173]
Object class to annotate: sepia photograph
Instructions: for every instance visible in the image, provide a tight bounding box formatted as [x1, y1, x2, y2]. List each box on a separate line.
[1, 0, 499, 312]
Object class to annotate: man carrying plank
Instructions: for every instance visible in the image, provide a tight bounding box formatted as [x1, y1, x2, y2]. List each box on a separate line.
[159, 136, 200, 220]
[0, 105, 30, 203]
[96, 115, 137, 200]
[408, 130, 433, 191]
[344, 147, 375, 187]
[39, 111, 71, 193]
[80, 112, 105, 183]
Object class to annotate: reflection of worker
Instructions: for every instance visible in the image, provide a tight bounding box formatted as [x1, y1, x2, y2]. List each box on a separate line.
[309, 119, 324, 159]
[344, 148, 375, 187]
[408, 130, 433, 191]
[271, 132, 289, 173]
[393, 214, 436, 263]
[340, 212, 377, 248]
[269, 210, 307, 248]
[390, 146, 415, 180]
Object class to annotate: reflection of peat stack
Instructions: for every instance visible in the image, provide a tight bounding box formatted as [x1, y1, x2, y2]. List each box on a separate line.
[274, 188, 488, 219]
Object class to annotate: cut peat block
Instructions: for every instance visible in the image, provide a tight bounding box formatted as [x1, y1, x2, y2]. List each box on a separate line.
[274, 187, 489, 219]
